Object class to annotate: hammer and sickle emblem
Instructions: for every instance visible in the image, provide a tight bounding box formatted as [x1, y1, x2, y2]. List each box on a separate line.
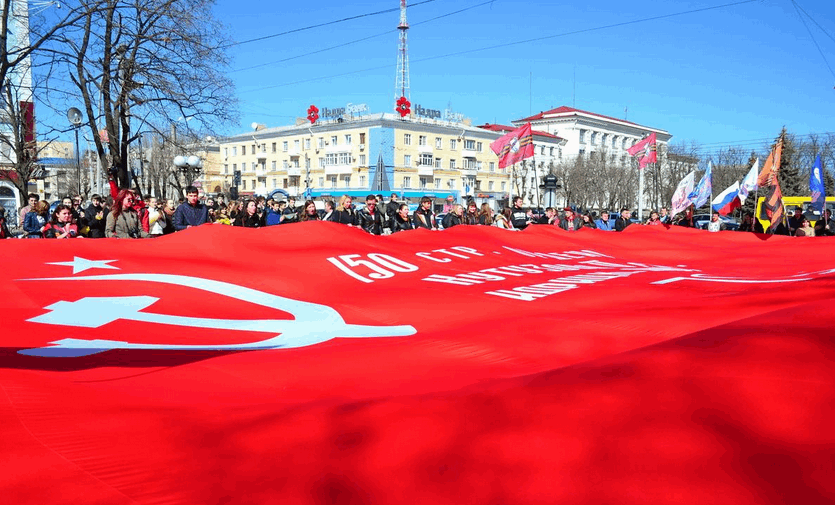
[19, 273, 416, 357]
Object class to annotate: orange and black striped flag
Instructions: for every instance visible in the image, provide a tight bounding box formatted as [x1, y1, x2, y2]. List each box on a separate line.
[758, 138, 785, 233]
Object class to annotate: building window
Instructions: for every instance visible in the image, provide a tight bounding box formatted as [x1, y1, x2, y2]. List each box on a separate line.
[294, 139, 300, 151]
[319, 158, 325, 168]
[475, 180, 482, 191]
[223, 164, 228, 174]
[232, 146, 237, 156]
[344, 134, 352, 145]
[404, 176, 411, 188]
[420, 177, 429, 189]
[449, 159, 456, 169]
[359, 132, 366, 144]
[331, 135, 338, 146]
[318, 137, 325, 149]
[232, 163, 237, 172]
[501, 181, 506, 191]
[304, 138, 311, 150]
[282, 141, 288, 152]
[541, 146, 546, 155]
[579, 130, 586, 145]
[419, 135, 427, 146]
[318, 177, 324, 186]
[272, 178, 277, 188]
[252, 162, 257, 171]
[419, 153, 433, 166]
[338, 152, 350, 165]
[224, 147, 228, 158]
[449, 179, 456, 189]
[550, 147, 554, 156]
[477, 142, 483, 152]
[329, 176, 337, 188]
[434, 157, 442, 168]
[283, 160, 289, 169]
[342, 175, 350, 188]
[270, 142, 275, 153]
[612, 136, 618, 149]
[622, 138, 628, 150]
[477, 161, 483, 171]
[591, 132, 597, 145]
[283, 179, 288, 189]
[464, 139, 475, 150]
[359, 175, 366, 186]
[489, 162, 495, 172]
[434, 178, 441, 189]
[242, 179, 246, 190]
[579, 148, 586, 156]
[450, 139, 457, 150]
[242, 145, 247, 155]
[488, 181, 494, 190]
[435, 137, 442, 149]
[359, 154, 366, 165]
[404, 154, 411, 167]
[271, 160, 276, 170]
[404, 133, 411, 145]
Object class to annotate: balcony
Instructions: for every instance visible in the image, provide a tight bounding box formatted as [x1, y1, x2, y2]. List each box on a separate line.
[417, 144, 433, 154]
[461, 169, 477, 177]
[286, 167, 302, 176]
[417, 166, 434, 176]
[324, 165, 353, 176]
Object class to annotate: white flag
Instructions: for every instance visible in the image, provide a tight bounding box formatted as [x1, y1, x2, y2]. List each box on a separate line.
[737, 158, 759, 205]
[671, 171, 696, 217]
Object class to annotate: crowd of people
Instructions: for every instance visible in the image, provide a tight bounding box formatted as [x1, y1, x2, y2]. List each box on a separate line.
[4, 183, 833, 239]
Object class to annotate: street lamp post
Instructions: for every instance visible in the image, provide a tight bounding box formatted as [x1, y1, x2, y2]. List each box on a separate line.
[67, 107, 83, 196]
[173, 155, 202, 188]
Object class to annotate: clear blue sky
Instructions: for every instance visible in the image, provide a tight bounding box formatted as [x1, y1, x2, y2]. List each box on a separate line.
[216, 0, 834, 155]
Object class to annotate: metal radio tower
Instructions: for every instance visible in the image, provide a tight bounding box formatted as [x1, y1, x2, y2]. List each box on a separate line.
[394, 0, 410, 101]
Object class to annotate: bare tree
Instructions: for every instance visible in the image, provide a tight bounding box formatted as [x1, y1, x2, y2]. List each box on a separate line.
[43, 0, 238, 190]
[0, 0, 103, 204]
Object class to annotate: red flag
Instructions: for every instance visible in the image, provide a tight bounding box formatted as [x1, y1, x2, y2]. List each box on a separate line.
[627, 132, 657, 169]
[2, 224, 835, 504]
[490, 122, 534, 168]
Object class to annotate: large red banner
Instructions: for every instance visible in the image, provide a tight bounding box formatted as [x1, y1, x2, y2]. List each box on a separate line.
[1, 223, 834, 504]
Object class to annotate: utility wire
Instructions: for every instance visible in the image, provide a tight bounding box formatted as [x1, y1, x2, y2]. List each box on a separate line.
[791, 0, 835, 82]
[231, 0, 494, 73]
[238, 0, 759, 94]
[220, 0, 438, 49]
[791, 0, 835, 45]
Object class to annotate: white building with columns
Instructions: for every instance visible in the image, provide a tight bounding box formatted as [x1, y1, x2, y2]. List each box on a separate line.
[513, 106, 671, 163]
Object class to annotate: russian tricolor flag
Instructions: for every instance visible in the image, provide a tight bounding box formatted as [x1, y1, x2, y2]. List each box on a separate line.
[711, 181, 741, 216]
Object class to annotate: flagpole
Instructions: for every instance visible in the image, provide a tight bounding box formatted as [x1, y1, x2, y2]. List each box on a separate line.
[532, 151, 541, 212]
[638, 161, 643, 221]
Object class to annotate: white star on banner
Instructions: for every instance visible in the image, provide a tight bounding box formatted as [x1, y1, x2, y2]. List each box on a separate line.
[46, 257, 120, 274]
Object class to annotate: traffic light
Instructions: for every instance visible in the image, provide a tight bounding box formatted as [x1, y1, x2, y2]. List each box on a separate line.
[233, 170, 242, 186]
[229, 186, 238, 200]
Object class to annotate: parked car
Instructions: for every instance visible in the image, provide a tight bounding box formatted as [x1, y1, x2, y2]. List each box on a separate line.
[693, 214, 740, 230]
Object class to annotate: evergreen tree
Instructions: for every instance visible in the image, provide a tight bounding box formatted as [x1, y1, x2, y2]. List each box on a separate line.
[777, 127, 803, 195]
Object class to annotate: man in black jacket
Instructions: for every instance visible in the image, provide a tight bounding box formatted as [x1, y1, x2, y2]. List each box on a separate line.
[385, 193, 400, 222]
[357, 194, 383, 235]
[84, 195, 107, 238]
[509, 197, 531, 229]
[615, 208, 633, 231]
[412, 196, 437, 229]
